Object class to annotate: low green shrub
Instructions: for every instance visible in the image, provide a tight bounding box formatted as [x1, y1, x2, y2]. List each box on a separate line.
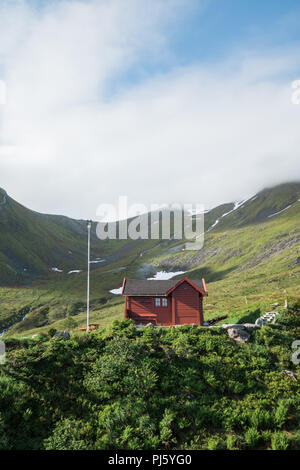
[244, 427, 260, 447]
[271, 432, 290, 450]
[0, 312, 299, 450]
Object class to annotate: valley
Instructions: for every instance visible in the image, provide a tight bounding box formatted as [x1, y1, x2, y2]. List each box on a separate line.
[0, 182, 299, 338]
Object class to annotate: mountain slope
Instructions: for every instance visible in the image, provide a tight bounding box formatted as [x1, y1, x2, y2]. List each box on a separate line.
[0, 189, 95, 284]
[0, 182, 299, 336]
[205, 182, 300, 231]
[145, 184, 300, 318]
[0, 188, 157, 286]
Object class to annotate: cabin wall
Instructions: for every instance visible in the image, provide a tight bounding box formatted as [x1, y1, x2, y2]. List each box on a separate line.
[127, 296, 172, 325]
[172, 281, 202, 325]
[127, 296, 154, 320]
[199, 296, 204, 324]
[154, 298, 172, 326]
[126, 280, 204, 326]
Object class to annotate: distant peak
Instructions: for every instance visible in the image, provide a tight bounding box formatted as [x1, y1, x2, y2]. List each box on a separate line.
[0, 188, 7, 205]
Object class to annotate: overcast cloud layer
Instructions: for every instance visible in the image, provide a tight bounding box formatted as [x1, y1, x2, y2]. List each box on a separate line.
[0, 0, 300, 219]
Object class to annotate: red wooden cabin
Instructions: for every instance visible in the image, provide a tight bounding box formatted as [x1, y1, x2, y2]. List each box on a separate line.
[122, 277, 208, 326]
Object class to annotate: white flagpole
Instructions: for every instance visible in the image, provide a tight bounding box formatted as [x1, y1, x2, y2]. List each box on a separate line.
[86, 220, 92, 331]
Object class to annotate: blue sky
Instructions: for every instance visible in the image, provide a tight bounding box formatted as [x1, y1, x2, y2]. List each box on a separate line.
[29, 0, 300, 94]
[0, 0, 300, 217]
[104, 0, 300, 97]
[172, 0, 300, 61]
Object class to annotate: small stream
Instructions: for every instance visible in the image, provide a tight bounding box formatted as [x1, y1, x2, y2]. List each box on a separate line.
[0, 312, 30, 338]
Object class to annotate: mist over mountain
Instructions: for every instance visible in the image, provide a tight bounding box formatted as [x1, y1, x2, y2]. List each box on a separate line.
[0, 181, 299, 287]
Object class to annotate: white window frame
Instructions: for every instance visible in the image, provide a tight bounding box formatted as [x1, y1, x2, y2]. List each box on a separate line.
[155, 298, 161, 307]
[162, 298, 168, 307]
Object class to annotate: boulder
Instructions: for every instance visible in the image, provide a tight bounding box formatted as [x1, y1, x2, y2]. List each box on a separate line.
[222, 324, 245, 330]
[52, 330, 70, 341]
[243, 323, 259, 330]
[227, 326, 250, 344]
[255, 318, 267, 327]
[222, 323, 251, 332]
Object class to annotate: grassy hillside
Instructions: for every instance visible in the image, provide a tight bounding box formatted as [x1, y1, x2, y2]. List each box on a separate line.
[1, 304, 299, 450]
[207, 182, 300, 230]
[0, 182, 299, 337]
[0, 183, 299, 451]
[148, 193, 300, 317]
[0, 188, 89, 284]
[0, 187, 159, 286]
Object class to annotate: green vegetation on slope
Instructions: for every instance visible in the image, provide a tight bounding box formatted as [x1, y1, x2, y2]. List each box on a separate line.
[0, 187, 160, 287]
[0, 182, 299, 336]
[149, 200, 300, 318]
[0, 304, 299, 450]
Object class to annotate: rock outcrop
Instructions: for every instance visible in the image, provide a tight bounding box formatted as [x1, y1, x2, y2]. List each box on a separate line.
[222, 312, 280, 344]
[226, 325, 250, 344]
[52, 330, 70, 341]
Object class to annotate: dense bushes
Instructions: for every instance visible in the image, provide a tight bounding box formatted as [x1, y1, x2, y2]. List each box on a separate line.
[0, 311, 299, 450]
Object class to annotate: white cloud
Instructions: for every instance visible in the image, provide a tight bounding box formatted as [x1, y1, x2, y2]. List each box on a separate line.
[0, 0, 300, 219]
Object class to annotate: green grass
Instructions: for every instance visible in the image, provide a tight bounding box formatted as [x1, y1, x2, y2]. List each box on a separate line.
[144, 198, 300, 321]
[0, 183, 300, 337]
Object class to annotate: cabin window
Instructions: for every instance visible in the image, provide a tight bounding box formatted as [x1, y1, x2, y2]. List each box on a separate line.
[155, 298, 161, 307]
[162, 298, 168, 307]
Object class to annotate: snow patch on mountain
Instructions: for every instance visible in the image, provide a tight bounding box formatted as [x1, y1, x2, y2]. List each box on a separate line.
[147, 270, 186, 280]
[207, 194, 257, 232]
[268, 205, 292, 218]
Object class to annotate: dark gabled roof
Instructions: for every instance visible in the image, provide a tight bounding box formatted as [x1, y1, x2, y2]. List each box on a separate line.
[122, 277, 207, 296]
